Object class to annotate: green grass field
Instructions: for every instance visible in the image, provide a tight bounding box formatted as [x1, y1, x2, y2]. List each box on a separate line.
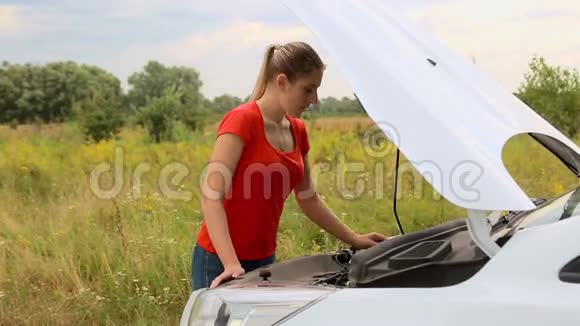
[0, 117, 578, 324]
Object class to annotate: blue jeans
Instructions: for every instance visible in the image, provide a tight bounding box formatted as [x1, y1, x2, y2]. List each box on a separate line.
[191, 244, 275, 291]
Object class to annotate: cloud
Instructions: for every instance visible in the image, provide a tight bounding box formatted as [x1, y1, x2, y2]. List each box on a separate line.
[0, 4, 81, 40]
[114, 0, 580, 99]
[0, 5, 18, 29]
[4, 0, 577, 101]
[117, 20, 313, 76]
[107, 0, 187, 18]
[105, 0, 286, 21]
[406, 0, 580, 91]
[116, 20, 354, 99]
[163, 21, 311, 58]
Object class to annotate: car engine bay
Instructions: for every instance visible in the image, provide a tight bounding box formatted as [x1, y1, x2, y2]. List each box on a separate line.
[225, 218, 490, 289]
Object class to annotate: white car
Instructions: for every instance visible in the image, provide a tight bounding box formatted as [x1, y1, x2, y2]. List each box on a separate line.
[180, 1, 580, 325]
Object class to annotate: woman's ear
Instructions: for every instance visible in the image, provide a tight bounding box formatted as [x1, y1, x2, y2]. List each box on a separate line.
[275, 73, 289, 92]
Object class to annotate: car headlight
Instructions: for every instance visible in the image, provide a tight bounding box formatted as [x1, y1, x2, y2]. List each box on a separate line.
[183, 286, 334, 326]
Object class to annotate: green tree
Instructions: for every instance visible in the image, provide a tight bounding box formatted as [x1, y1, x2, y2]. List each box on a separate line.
[178, 102, 208, 132]
[308, 96, 364, 115]
[74, 91, 124, 143]
[211, 94, 242, 112]
[127, 61, 206, 131]
[0, 63, 39, 123]
[0, 61, 122, 124]
[517, 56, 580, 137]
[135, 88, 181, 143]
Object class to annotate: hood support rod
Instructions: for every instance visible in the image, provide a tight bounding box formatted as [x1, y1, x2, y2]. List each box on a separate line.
[393, 149, 405, 235]
[354, 92, 405, 235]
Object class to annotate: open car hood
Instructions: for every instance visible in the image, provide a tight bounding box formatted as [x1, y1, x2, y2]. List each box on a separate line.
[282, 0, 580, 211]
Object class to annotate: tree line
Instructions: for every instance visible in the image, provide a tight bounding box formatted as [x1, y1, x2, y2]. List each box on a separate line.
[0, 56, 578, 142]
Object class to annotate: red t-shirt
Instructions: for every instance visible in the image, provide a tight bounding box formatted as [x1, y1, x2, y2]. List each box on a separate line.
[196, 101, 310, 260]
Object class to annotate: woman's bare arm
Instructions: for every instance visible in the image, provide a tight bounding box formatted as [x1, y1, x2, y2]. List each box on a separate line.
[294, 155, 385, 248]
[200, 133, 246, 287]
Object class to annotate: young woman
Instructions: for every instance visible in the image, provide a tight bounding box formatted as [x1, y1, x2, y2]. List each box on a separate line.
[192, 41, 385, 290]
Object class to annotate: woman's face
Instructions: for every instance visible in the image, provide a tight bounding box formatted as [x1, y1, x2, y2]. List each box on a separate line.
[278, 68, 323, 118]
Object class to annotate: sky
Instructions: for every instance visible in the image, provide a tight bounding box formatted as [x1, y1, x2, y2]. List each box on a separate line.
[1, 0, 579, 100]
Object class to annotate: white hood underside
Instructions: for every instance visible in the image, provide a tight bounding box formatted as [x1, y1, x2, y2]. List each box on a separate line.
[282, 0, 580, 211]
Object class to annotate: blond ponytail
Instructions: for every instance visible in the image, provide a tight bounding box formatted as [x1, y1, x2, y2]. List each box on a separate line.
[249, 42, 325, 102]
[250, 45, 277, 101]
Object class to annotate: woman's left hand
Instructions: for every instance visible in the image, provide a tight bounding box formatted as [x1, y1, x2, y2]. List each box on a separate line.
[349, 232, 386, 249]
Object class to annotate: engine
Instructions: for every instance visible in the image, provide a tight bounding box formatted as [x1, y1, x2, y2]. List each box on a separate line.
[225, 218, 489, 289]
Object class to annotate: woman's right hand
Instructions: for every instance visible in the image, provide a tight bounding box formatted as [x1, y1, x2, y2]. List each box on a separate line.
[210, 264, 245, 288]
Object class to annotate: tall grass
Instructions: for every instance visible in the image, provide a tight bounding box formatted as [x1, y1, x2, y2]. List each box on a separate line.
[0, 118, 578, 324]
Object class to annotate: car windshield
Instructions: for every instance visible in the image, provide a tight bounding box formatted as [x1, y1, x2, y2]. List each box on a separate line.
[493, 185, 580, 239]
